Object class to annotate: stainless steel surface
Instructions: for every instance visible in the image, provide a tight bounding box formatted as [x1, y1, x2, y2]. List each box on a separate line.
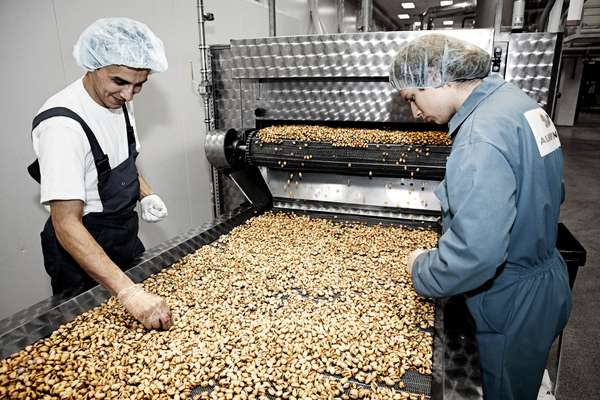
[211, 166, 223, 216]
[208, 30, 512, 215]
[273, 199, 438, 223]
[210, 46, 249, 214]
[262, 168, 442, 212]
[273, 199, 440, 223]
[256, 79, 414, 122]
[361, 0, 373, 32]
[229, 30, 494, 79]
[241, 79, 257, 129]
[211, 46, 242, 130]
[505, 33, 560, 111]
[204, 129, 232, 170]
[221, 177, 247, 213]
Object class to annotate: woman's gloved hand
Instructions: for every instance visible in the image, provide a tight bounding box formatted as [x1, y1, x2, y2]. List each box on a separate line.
[406, 248, 429, 275]
[117, 284, 172, 329]
[140, 194, 168, 222]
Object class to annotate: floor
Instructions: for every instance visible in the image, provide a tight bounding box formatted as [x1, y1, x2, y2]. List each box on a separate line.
[554, 112, 600, 400]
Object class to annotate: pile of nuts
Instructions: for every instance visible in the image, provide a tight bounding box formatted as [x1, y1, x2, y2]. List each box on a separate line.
[0, 213, 438, 399]
[256, 125, 451, 147]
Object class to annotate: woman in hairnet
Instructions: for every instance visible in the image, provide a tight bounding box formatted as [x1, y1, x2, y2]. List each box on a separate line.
[30, 18, 172, 330]
[392, 34, 571, 400]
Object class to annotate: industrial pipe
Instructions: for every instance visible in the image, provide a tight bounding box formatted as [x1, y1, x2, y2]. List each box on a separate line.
[196, 0, 211, 130]
[268, 0, 276, 36]
[361, 0, 373, 32]
[337, 0, 345, 33]
[196, 0, 221, 216]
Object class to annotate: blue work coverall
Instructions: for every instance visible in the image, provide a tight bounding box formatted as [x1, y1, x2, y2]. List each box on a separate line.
[411, 76, 572, 400]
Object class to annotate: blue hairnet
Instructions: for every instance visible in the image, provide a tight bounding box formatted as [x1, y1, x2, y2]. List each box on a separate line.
[390, 34, 490, 90]
[73, 17, 168, 73]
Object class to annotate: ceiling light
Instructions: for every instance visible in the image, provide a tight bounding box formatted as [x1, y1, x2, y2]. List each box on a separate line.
[440, 0, 453, 6]
[443, 20, 454, 25]
[397, 14, 410, 19]
[401, 2, 416, 8]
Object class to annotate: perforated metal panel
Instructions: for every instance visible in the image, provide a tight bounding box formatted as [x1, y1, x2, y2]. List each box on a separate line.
[230, 30, 494, 79]
[256, 79, 415, 122]
[211, 46, 242, 130]
[505, 33, 561, 112]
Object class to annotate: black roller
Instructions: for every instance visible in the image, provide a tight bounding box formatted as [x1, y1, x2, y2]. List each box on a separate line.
[246, 133, 450, 180]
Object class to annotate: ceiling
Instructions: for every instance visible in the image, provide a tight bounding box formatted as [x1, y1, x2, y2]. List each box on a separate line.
[374, 0, 477, 31]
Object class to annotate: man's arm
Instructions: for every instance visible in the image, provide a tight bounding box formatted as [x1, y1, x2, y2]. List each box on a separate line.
[50, 199, 172, 329]
[51, 199, 133, 294]
[138, 175, 153, 199]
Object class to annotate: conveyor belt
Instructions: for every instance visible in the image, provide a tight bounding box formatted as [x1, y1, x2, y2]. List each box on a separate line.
[0, 204, 485, 400]
[247, 134, 450, 180]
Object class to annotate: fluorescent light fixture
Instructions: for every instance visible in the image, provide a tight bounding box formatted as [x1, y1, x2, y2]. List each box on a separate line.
[440, 0, 453, 6]
[397, 14, 410, 19]
[401, 2, 416, 8]
[443, 20, 454, 25]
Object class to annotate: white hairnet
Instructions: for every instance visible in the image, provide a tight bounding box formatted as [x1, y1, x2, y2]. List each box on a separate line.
[73, 17, 168, 73]
[390, 34, 490, 90]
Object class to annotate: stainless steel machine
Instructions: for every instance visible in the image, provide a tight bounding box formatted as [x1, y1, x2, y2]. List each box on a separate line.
[207, 30, 563, 218]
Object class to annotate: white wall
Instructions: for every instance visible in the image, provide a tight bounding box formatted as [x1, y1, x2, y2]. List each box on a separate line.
[0, 0, 330, 320]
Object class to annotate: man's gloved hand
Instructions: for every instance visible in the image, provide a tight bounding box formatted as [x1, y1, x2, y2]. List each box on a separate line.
[406, 248, 429, 275]
[117, 284, 173, 329]
[140, 194, 168, 223]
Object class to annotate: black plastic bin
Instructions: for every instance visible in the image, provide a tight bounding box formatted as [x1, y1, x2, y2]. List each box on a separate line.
[556, 222, 587, 290]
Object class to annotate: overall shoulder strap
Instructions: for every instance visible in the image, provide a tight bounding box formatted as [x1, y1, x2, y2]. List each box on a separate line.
[121, 104, 136, 147]
[29, 107, 110, 184]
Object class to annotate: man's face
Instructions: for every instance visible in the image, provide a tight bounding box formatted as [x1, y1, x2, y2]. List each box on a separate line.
[86, 65, 150, 109]
[399, 87, 456, 124]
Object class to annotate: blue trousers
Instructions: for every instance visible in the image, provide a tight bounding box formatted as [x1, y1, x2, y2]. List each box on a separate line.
[465, 252, 571, 400]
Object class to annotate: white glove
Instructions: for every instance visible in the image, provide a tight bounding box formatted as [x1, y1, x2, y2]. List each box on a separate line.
[406, 248, 429, 275]
[140, 194, 168, 223]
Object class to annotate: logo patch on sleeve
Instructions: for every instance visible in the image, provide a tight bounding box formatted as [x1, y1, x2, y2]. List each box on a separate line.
[524, 108, 561, 157]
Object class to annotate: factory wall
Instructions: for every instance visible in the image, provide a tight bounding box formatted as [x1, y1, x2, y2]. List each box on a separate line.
[0, 0, 357, 320]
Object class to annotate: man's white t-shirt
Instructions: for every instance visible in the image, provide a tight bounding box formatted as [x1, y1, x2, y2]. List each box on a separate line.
[32, 77, 141, 215]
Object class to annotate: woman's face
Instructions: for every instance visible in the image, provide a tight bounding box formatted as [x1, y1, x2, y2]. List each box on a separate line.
[399, 87, 457, 124]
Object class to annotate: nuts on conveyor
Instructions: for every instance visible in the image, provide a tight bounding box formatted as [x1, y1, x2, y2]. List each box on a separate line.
[256, 125, 451, 147]
[0, 213, 437, 399]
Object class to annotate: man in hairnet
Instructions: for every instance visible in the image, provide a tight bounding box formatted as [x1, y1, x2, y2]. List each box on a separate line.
[391, 34, 571, 400]
[29, 18, 172, 330]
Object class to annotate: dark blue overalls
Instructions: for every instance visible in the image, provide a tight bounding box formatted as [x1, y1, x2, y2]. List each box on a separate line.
[29, 105, 145, 295]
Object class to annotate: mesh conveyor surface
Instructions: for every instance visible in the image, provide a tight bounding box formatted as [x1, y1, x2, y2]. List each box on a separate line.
[190, 234, 436, 399]
[247, 137, 450, 180]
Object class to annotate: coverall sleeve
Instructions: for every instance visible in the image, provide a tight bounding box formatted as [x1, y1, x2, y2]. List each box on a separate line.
[411, 141, 517, 298]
